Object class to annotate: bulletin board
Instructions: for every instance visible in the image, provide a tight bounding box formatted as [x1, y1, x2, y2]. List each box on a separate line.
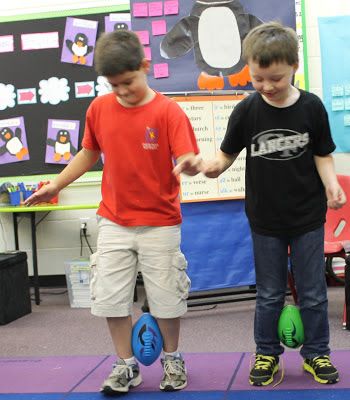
[318, 16, 350, 153]
[0, 5, 129, 178]
[0, 0, 309, 198]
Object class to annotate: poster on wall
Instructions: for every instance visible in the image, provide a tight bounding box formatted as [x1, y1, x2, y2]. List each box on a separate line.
[130, 0, 297, 93]
[318, 16, 350, 153]
[294, 0, 306, 90]
[176, 95, 246, 202]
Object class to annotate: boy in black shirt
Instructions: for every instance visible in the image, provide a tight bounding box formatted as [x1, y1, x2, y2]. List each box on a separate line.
[183, 22, 347, 386]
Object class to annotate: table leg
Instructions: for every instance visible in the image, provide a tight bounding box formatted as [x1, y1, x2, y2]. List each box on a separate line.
[13, 213, 19, 250]
[30, 212, 40, 305]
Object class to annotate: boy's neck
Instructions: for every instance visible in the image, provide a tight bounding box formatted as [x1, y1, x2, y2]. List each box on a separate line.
[117, 87, 156, 108]
[261, 86, 300, 108]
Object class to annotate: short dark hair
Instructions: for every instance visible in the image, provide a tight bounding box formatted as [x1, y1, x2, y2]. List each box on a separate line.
[94, 30, 145, 76]
[242, 22, 299, 67]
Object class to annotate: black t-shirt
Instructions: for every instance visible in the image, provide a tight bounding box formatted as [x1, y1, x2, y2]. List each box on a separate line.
[221, 90, 336, 237]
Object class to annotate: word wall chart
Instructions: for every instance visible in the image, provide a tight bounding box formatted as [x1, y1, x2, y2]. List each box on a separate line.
[176, 96, 246, 202]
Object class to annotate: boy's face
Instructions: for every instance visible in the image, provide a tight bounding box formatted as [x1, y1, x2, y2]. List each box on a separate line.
[248, 60, 298, 105]
[107, 59, 151, 107]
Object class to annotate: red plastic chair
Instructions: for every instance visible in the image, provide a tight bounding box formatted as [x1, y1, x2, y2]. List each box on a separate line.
[288, 175, 350, 318]
[324, 175, 350, 328]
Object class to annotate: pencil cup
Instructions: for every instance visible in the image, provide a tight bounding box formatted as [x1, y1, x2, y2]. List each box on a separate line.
[23, 190, 33, 200]
[9, 191, 21, 206]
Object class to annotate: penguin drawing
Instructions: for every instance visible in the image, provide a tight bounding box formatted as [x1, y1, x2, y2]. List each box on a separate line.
[47, 130, 77, 162]
[0, 127, 28, 160]
[66, 33, 93, 65]
[160, 0, 263, 90]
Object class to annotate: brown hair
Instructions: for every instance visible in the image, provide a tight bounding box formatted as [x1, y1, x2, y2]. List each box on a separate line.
[94, 30, 145, 76]
[242, 21, 299, 67]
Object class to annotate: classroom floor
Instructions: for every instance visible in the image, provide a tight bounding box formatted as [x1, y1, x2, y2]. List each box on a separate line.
[1, 286, 349, 399]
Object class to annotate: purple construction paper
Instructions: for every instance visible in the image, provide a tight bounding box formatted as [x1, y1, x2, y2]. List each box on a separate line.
[61, 17, 98, 67]
[0, 356, 105, 393]
[0, 116, 30, 165]
[104, 14, 132, 33]
[1, 351, 350, 394]
[45, 119, 79, 165]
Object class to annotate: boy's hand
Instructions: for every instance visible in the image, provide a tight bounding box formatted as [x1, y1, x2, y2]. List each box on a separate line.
[201, 151, 237, 178]
[24, 182, 59, 206]
[201, 159, 224, 178]
[173, 154, 203, 176]
[326, 182, 347, 209]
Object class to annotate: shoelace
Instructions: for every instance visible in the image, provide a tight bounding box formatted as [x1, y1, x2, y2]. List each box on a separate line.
[253, 355, 277, 370]
[273, 357, 284, 387]
[111, 363, 134, 379]
[163, 359, 184, 378]
[312, 356, 331, 368]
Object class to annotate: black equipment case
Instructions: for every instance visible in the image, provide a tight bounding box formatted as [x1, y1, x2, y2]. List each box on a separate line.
[0, 251, 31, 324]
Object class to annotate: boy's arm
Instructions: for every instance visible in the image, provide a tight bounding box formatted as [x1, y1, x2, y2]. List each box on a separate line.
[202, 150, 239, 178]
[314, 154, 347, 209]
[173, 152, 202, 176]
[24, 148, 100, 206]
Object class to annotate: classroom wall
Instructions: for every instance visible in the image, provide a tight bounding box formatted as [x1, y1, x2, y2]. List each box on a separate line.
[305, 0, 350, 174]
[0, 0, 350, 277]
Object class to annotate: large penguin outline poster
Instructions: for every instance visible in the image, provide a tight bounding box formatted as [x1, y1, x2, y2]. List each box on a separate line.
[130, 0, 298, 92]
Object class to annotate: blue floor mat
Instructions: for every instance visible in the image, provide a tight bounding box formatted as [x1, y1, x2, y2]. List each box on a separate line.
[0, 390, 348, 400]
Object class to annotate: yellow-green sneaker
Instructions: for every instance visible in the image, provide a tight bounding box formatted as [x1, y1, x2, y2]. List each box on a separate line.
[249, 354, 279, 386]
[303, 355, 339, 384]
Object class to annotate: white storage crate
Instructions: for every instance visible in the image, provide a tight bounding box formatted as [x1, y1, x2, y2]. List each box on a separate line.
[65, 258, 92, 308]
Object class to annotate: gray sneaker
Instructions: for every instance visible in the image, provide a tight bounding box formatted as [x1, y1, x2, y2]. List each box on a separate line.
[159, 355, 187, 391]
[100, 359, 142, 394]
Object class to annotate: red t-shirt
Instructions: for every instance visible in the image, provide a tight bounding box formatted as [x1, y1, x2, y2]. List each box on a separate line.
[82, 92, 199, 226]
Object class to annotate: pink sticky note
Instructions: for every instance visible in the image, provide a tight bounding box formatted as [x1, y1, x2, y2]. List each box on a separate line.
[0, 35, 14, 53]
[148, 2, 163, 17]
[152, 20, 167, 36]
[144, 46, 152, 60]
[133, 2, 148, 17]
[164, 0, 179, 15]
[154, 63, 169, 79]
[135, 30, 150, 45]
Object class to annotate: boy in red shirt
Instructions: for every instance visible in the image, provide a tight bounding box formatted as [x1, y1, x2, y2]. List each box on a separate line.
[25, 30, 201, 394]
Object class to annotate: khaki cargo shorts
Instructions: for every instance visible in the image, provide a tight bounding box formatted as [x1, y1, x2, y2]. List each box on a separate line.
[90, 217, 190, 318]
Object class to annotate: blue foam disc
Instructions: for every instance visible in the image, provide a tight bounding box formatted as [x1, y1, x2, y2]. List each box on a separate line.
[131, 313, 163, 366]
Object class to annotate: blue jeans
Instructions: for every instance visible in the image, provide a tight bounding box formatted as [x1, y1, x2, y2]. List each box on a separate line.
[251, 226, 330, 359]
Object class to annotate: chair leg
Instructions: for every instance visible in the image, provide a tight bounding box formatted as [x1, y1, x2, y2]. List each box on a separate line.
[345, 255, 350, 330]
[287, 270, 298, 305]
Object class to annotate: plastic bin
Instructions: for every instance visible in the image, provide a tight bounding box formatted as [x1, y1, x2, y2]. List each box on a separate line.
[65, 258, 92, 308]
[0, 251, 31, 324]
